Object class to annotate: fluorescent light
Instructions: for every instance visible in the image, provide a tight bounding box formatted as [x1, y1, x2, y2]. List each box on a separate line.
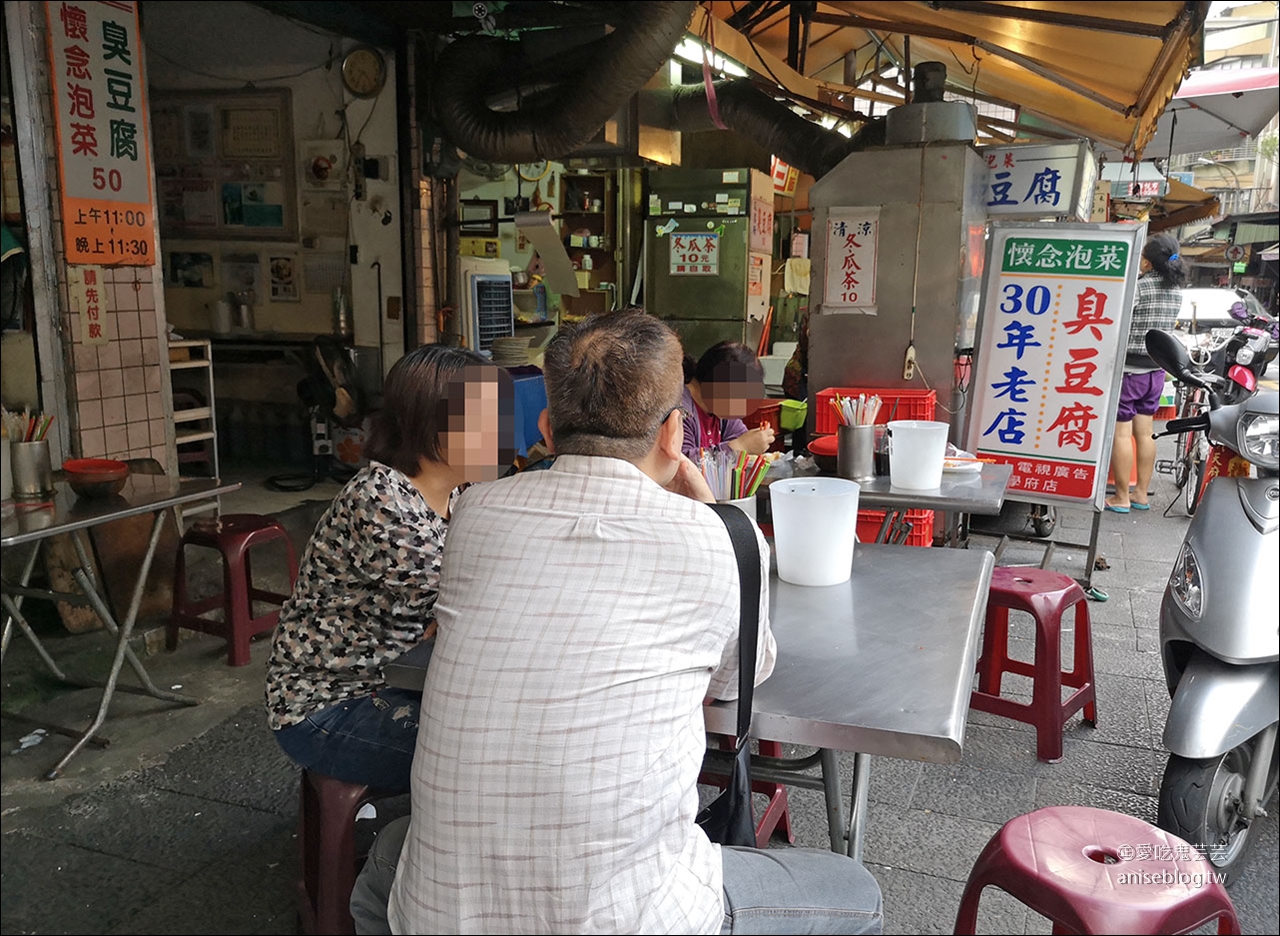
[674, 37, 748, 78]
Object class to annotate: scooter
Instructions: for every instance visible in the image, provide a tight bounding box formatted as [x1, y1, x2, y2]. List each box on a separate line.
[1146, 329, 1279, 884]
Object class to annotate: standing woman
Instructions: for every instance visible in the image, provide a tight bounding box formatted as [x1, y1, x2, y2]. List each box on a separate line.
[264, 345, 512, 792]
[1106, 233, 1186, 512]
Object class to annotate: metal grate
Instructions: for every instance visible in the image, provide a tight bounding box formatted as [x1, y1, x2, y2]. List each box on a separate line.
[470, 274, 514, 352]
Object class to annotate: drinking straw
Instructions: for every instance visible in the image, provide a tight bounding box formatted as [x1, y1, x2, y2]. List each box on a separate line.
[37, 415, 53, 441]
[25, 415, 37, 442]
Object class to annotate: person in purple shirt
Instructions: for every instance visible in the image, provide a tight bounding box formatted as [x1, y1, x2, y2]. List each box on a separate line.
[681, 341, 775, 460]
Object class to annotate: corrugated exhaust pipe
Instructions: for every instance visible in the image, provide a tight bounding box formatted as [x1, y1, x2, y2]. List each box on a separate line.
[669, 79, 884, 179]
[432, 1, 696, 162]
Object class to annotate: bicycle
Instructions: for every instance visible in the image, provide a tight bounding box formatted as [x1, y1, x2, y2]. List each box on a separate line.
[1171, 378, 1211, 515]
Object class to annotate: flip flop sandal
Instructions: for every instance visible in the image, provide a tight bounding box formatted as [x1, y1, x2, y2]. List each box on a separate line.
[1104, 503, 1130, 514]
[1130, 502, 1151, 511]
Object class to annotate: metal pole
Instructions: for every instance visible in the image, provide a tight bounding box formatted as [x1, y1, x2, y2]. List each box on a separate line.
[819, 748, 846, 853]
[847, 752, 872, 861]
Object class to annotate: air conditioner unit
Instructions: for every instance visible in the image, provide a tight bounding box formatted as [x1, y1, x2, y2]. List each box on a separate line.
[459, 257, 514, 353]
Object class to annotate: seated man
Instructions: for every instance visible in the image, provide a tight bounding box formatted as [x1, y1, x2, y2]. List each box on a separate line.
[352, 312, 882, 935]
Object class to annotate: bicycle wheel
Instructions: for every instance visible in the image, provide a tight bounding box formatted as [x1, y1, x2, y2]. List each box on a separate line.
[1173, 430, 1192, 489]
[1184, 434, 1207, 515]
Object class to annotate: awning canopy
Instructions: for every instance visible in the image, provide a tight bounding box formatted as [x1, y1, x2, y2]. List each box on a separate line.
[700, 1, 1210, 157]
[1146, 178, 1220, 232]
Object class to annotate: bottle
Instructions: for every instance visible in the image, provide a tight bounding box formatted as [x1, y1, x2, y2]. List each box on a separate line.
[534, 281, 548, 321]
[333, 288, 352, 337]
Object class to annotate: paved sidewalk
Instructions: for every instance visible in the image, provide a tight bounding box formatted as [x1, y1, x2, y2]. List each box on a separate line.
[2, 468, 1276, 934]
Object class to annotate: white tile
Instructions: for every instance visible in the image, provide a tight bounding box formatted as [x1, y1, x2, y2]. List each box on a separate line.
[78, 400, 103, 430]
[81, 428, 106, 457]
[100, 368, 125, 399]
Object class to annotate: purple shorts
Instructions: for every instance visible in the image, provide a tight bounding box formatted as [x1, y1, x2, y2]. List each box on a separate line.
[1117, 371, 1164, 421]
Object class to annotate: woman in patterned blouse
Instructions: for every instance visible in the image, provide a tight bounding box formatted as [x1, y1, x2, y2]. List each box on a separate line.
[265, 345, 511, 791]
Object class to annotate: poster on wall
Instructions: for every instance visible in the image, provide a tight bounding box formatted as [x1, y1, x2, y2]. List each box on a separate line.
[966, 222, 1145, 510]
[824, 207, 879, 311]
[222, 252, 261, 299]
[669, 233, 719, 276]
[68, 265, 109, 346]
[168, 251, 213, 288]
[150, 89, 297, 241]
[269, 254, 300, 301]
[45, 0, 157, 266]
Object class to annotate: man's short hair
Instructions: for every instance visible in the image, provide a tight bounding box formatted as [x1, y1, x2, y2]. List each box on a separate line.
[543, 310, 683, 461]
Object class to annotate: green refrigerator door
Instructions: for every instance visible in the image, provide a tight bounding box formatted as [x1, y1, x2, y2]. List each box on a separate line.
[645, 217, 748, 322]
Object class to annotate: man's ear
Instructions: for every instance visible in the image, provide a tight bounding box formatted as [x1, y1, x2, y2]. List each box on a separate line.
[657, 407, 683, 462]
[537, 409, 555, 454]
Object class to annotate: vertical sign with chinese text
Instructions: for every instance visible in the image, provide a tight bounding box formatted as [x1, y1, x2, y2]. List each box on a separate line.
[824, 208, 878, 310]
[967, 223, 1145, 509]
[69, 265, 110, 345]
[669, 233, 719, 276]
[46, 1, 156, 265]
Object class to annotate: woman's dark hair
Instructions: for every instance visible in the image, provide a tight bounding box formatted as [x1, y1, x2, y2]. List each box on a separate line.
[366, 344, 511, 476]
[1143, 232, 1187, 290]
[691, 341, 764, 386]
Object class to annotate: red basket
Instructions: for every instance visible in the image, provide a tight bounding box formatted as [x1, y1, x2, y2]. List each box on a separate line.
[815, 387, 937, 435]
[856, 508, 934, 548]
[745, 402, 786, 452]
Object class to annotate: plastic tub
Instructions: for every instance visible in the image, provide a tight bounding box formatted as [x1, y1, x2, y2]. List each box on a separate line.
[888, 420, 949, 490]
[770, 477, 861, 587]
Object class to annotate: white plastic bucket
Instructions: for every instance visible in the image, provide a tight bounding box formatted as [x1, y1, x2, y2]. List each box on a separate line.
[770, 477, 860, 587]
[888, 420, 949, 490]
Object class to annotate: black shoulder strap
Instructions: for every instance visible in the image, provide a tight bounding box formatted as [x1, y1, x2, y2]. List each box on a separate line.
[708, 503, 761, 746]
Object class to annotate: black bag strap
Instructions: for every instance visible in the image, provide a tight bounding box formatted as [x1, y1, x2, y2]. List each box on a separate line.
[708, 503, 761, 747]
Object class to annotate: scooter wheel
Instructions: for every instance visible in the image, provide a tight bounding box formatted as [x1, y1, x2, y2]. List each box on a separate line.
[1157, 749, 1257, 886]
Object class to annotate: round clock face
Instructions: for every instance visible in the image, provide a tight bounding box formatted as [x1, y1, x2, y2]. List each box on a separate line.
[342, 47, 386, 98]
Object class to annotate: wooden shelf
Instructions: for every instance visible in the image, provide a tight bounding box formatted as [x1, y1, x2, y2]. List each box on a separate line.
[562, 210, 605, 216]
[169, 358, 211, 370]
[173, 406, 213, 424]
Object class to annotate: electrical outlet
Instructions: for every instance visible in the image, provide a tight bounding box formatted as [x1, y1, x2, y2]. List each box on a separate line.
[902, 344, 917, 381]
[351, 142, 367, 200]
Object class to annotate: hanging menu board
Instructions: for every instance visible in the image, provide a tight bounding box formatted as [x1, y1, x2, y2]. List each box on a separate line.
[45, 0, 157, 266]
[151, 89, 297, 242]
[823, 207, 879, 311]
[966, 222, 1145, 510]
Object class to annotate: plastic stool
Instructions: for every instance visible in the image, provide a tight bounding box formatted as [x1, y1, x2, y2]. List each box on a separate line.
[970, 566, 1097, 762]
[167, 514, 298, 666]
[954, 806, 1241, 935]
[296, 770, 388, 936]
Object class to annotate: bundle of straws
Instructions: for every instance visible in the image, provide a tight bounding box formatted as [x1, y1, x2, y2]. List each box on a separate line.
[829, 393, 881, 428]
[700, 449, 771, 501]
[1, 407, 53, 443]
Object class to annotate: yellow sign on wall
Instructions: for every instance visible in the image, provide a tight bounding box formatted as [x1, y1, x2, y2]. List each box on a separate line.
[45, 1, 156, 266]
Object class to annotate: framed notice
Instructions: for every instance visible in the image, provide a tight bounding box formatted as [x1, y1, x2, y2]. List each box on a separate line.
[669, 232, 719, 276]
[45, 1, 157, 266]
[151, 89, 296, 241]
[966, 222, 1146, 510]
[824, 208, 879, 310]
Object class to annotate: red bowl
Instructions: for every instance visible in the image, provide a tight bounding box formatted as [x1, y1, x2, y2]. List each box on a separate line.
[63, 458, 130, 498]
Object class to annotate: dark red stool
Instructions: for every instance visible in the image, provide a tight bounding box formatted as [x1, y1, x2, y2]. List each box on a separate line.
[970, 566, 1097, 762]
[167, 513, 298, 666]
[954, 806, 1241, 934]
[296, 770, 390, 936]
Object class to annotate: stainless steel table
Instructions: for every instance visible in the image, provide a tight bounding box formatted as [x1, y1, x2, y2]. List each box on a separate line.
[385, 542, 994, 860]
[1, 476, 239, 778]
[854, 463, 1013, 545]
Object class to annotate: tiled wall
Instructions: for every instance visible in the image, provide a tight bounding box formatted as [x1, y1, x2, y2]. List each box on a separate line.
[24, 5, 174, 470]
[65, 267, 170, 464]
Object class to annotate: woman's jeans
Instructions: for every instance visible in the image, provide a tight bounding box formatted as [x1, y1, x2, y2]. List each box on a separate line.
[273, 686, 423, 793]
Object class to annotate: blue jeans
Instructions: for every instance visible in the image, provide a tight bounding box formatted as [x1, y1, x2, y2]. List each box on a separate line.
[273, 686, 423, 793]
[350, 817, 883, 934]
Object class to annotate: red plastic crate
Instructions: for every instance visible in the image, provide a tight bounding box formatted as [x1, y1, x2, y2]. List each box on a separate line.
[856, 508, 934, 547]
[745, 402, 786, 452]
[815, 387, 937, 436]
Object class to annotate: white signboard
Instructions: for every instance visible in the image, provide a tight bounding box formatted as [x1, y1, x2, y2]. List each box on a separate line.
[824, 208, 879, 309]
[980, 141, 1095, 221]
[967, 223, 1145, 509]
[670, 232, 719, 276]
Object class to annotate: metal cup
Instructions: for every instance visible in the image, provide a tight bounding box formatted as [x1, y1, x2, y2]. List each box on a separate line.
[10, 440, 54, 498]
[837, 425, 876, 483]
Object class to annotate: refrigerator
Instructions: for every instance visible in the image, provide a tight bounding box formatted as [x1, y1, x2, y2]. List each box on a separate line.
[644, 167, 773, 358]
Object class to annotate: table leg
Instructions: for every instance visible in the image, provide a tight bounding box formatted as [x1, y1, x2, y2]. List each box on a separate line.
[2, 592, 73, 682]
[847, 752, 872, 861]
[1, 542, 45, 664]
[46, 511, 195, 780]
[68, 529, 192, 704]
[819, 748, 845, 854]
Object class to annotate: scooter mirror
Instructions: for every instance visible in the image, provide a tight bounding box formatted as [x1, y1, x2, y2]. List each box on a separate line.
[1145, 329, 1206, 388]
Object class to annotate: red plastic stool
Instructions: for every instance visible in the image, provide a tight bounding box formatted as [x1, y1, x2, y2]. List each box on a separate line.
[167, 514, 298, 666]
[699, 738, 795, 848]
[296, 770, 390, 936]
[970, 566, 1097, 762]
[954, 806, 1241, 935]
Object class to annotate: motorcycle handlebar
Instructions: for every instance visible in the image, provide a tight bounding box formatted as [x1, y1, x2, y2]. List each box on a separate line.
[1155, 414, 1211, 438]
